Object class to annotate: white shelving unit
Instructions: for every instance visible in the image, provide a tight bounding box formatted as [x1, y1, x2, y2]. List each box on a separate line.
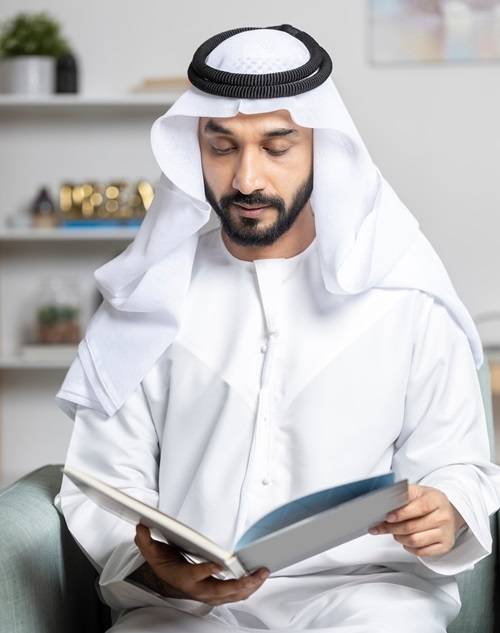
[0, 227, 138, 372]
[0, 354, 75, 369]
[0, 227, 140, 241]
[0, 91, 181, 487]
[0, 227, 139, 369]
[0, 228, 137, 370]
[0, 92, 183, 104]
[0, 92, 184, 113]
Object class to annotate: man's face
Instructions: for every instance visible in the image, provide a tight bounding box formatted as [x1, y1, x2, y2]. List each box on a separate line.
[198, 110, 313, 247]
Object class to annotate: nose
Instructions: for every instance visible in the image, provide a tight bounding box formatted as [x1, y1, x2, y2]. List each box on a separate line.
[232, 147, 266, 195]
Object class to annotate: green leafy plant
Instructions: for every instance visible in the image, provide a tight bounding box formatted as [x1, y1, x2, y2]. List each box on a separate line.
[0, 12, 71, 58]
[38, 304, 78, 326]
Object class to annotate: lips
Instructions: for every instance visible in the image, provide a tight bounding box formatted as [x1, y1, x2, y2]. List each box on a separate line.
[234, 203, 270, 210]
[233, 203, 271, 218]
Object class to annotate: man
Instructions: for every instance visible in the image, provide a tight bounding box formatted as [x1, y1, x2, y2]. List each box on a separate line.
[55, 24, 500, 632]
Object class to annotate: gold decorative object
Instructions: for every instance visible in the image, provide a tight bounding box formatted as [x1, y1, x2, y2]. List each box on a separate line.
[58, 179, 154, 225]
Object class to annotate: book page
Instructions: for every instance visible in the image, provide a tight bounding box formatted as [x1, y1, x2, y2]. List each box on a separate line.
[235, 472, 395, 549]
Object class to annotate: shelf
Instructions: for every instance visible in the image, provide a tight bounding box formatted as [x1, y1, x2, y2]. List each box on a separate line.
[0, 92, 184, 112]
[0, 227, 139, 241]
[0, 356, 72, 369]
[0, 344, 77, 369]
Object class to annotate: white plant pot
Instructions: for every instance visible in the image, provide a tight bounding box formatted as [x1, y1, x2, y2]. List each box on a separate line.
[0, 56, 55, 94]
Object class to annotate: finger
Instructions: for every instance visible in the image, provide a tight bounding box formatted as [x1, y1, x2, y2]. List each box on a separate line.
[183, 557, 266, 591]
[189, 560, 226, 583]
[392, 527, 442, 548]
[134, 523, 161, 550]
[134, 523, 165, 556]
[205, 568, 269, 595]
[384, 492, 440, 524]
[407, 483, 421, 500]
[134, 523, 163, 553]
[134, 524, 189, 568]
[134, 525, 230, 598]
[403, 541, 447, 557]
[197, 568, 269, 601]
[199, 580, 260, 604]
[371, 508, 443, 535]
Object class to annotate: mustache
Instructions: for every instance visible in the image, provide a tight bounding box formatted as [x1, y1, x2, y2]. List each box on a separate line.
[221, 193, 285, 209]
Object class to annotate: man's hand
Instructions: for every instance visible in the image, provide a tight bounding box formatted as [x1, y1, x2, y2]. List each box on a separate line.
[368, 483, 466, 557]
[133, 523, 270, 606]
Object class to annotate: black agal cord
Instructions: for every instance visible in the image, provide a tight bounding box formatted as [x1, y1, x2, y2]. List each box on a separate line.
[187, 24, 333, 99]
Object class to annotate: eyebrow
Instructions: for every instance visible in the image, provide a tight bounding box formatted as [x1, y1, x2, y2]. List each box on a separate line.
[203, 119, 298, 138]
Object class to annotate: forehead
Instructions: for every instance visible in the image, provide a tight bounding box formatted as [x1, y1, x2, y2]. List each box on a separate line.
[198, 109, 307, 136]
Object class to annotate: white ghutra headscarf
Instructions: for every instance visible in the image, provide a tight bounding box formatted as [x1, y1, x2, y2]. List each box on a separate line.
[56, 25, 483, 420]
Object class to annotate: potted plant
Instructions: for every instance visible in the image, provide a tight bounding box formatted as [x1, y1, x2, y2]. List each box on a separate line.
[0, 12, 70, 94]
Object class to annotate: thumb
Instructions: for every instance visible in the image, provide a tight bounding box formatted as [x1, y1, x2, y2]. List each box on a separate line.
[134, 523, 159, 556]
[135, 523, 154, 547]
[134, 523, 191, 567]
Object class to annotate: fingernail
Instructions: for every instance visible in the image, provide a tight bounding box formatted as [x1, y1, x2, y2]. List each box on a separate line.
[259, 569, 270, 579]
[369, 527, 378, 534]
[386, 513, 397, 522]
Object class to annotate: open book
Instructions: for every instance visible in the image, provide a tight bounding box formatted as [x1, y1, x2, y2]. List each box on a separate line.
[62, 465, 409, 579]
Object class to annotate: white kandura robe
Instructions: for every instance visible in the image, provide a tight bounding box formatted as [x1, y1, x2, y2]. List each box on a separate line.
[55, 226, 500, 632]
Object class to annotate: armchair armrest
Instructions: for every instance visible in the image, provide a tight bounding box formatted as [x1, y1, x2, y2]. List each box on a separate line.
[0, 464, 111, 633]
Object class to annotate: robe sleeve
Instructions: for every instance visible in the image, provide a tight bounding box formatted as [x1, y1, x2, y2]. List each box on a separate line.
[391, 291, 500, 576]
[53, 384, 213, 616]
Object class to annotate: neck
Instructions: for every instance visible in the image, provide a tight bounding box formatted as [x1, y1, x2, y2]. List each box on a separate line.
[221, 202, 316, 261]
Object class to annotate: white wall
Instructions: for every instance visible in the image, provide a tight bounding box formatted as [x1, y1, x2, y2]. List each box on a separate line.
[1, 0, 499, 486]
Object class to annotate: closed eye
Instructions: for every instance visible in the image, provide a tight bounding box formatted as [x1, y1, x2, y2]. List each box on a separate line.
[266, 148, 289, 156]
[211, 146, 289, 156]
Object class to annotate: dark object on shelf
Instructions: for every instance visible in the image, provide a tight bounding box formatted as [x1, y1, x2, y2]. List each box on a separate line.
[31, 186, 58, 228]
[56, 52, 78, 93]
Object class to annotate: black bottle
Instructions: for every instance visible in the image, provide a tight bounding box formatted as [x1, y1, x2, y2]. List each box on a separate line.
[56, 53, 79, 93]
[32, 186, 58, 228]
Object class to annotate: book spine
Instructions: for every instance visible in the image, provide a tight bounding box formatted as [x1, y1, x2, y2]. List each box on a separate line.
[225, 555, 248, 579]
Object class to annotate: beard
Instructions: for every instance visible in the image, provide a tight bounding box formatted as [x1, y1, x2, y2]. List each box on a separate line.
[203, 168, 313, 247]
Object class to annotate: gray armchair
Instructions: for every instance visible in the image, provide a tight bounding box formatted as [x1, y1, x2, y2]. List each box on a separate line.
[0, 464, 112, 633]
[0, 359, 498, 632]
